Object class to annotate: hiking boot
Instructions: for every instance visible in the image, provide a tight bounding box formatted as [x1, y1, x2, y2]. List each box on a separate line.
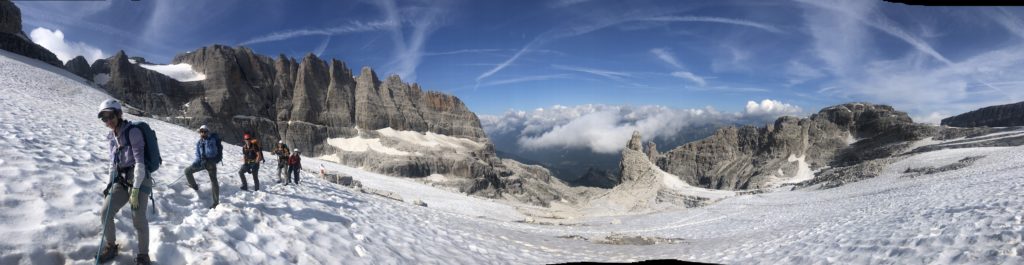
[135, 253, 152, 265]
[210, 202, 219, 209]
[188, 183, 199, 192]
[241, 185, 248, 191]
[96, 243, 118, 263]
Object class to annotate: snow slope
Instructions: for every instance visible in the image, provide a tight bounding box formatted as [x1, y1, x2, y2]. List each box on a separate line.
[1, 49, 1023, 264]
[137, 63, 206, 82]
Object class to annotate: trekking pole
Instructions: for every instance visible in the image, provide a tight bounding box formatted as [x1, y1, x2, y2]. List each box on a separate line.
[166, 174, 187, 188]
[95, 168, 117, 265]
[95, 198, 113, 265]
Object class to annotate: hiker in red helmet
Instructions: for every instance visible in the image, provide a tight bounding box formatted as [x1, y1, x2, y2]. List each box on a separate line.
[238, 133, 264, 191]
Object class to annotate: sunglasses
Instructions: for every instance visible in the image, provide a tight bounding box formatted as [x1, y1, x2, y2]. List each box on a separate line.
[97, 111, 117, 122]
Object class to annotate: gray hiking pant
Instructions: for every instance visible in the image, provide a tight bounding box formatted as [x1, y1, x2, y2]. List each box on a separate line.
[184, 162, 219, 206]
[276, 159, 288, 183]
[100, 178, 150, 255]
[238, 162, 260, 190]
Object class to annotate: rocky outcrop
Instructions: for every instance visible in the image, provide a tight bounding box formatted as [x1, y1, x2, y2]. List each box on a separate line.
[941, 101, 1024, 128]
[657, 103, 933, 190]
[579, 131, 732, 214]
[0, 0, 62, 67]
[63, 55, 92, 80]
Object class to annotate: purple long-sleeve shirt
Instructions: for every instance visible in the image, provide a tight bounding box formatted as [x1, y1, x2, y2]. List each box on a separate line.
[108, 120, 146, 186]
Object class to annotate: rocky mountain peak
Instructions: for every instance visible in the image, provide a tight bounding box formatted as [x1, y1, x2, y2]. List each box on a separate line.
[627, 130, 643, 152]
[656, 102, 932, 190]
[941, 101, 1024, 128]
[620, 131, 652, 183]
[0, 0, 22, 37]
[358, 66, 380, 84]
[812, 102, 912, 138]
[64, 56, 92, 80]
[645, 141, 660, 161]
[111, 50, 129, 63]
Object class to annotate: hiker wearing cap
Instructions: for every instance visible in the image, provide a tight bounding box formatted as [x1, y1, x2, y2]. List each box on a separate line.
[288, 149, 302, 184]
[272, 140, 291, 185]
[95, 99, 153, 264]
[238, 133, 263, 191]
[184, 125, 222, 208]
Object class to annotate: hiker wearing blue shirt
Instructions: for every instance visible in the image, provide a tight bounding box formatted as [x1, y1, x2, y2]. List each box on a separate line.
[95, 99, 152, 265]
[184, 125, 222, 209]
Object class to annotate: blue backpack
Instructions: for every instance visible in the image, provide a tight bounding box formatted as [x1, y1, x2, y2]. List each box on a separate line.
[126, 121, 162, 173]
[207, 133, 224, 163]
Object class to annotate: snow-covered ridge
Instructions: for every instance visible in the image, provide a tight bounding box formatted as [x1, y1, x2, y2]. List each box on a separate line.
[135, 62, 206, 82]
[324, 127, 486, 157]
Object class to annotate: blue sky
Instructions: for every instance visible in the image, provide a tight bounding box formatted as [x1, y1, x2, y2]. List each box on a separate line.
[17, 0, 1024, 123]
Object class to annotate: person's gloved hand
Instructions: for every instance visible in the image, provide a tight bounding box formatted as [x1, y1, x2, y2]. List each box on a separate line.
[130, 188, 140, 210]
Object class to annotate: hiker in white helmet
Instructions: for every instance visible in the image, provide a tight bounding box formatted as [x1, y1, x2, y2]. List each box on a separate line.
[95, 99, 153, 264]
[272, 140, 291, 185]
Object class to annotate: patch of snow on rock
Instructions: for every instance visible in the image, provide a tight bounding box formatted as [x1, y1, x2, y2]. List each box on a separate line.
[138, 63, 206, 82]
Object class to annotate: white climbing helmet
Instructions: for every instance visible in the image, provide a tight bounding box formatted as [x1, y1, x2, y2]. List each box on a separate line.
[97, 99, 122, 113]
[198, 125, 208, 132]
[279, 140, 284, 144]
[294, 149, 299, 153]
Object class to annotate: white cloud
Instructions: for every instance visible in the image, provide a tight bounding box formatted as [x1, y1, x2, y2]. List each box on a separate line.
[478, 74, 571, 87]
[795, 1, 1024, 119]
[482, 100, 802, 154]
[671, 71, 707, 86]
[991, 8, 1024, 40]
[476, 5, 692, 84]
[475, 39, 541, 84]
[552, 64, 631, 81]
[650, 48, 683, 69]
[425, 49, 504, 56]
[29, 27, 105, 63]
[547, 0, 596, 8]
[313, 35, 331, 57]
[239, 20, 398, 46]
[913, 112, 948, 125]
[785, 60, 825, 86]
[744, 99, 802, 116]
[645, 16, 784, 33]
[378, 0, 452, 82]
